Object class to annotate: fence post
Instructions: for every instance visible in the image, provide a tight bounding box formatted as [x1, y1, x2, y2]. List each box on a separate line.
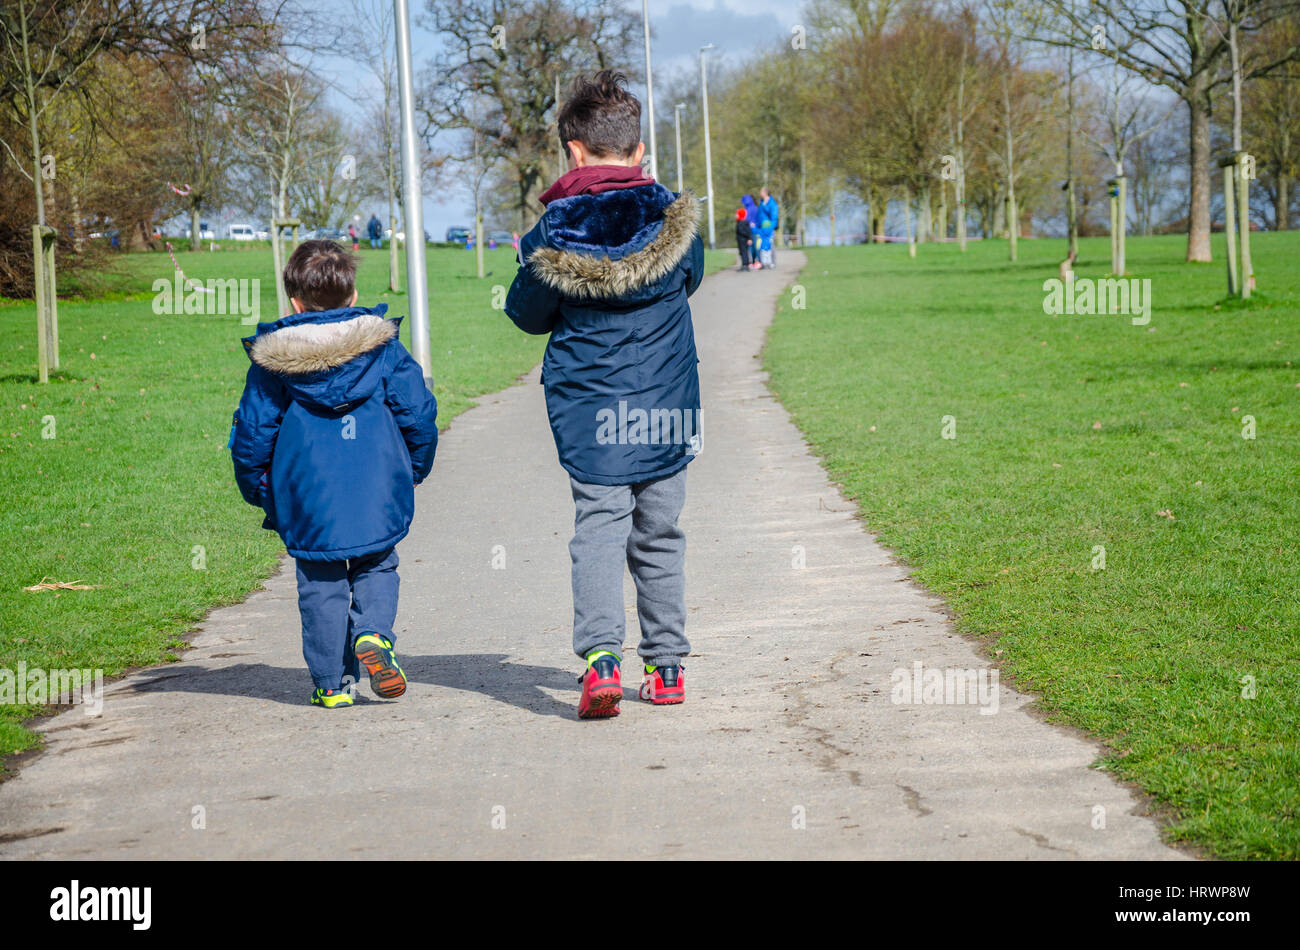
[1220, 155, 1238, 297]
[1237, 152, 1253, 299]
[1106, 179, 1118, 274]
[1116, 175, 1128, 276]
[32, 225, 49, 383]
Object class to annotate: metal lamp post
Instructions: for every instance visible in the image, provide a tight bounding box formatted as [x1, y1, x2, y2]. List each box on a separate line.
[393, 0, 432, 387]
[699, 44, 716, 250]
[641, 0, 657, 180]
[674, 103, 685, 194]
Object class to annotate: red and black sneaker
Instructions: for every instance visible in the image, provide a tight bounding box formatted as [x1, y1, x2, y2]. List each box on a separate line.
[577, 652, 622, 719]
[639, 664, 685, 705]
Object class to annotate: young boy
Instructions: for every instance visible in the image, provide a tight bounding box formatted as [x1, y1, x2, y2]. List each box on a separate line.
[230, 240, 438, 708]
[736, 207, 754, 271]
[504, 69, 705, 720]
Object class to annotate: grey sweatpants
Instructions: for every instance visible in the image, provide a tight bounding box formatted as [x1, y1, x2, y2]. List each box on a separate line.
[569, 467, 689, 667]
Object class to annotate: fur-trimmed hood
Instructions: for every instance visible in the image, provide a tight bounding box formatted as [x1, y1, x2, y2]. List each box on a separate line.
[525, 185, 700, 302]
[241, 304, 400, 413]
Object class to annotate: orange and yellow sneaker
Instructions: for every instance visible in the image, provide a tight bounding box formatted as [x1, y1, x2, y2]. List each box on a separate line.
[354, 633, 407, 698]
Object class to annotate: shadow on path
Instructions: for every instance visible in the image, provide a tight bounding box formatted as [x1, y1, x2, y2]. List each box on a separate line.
[123, 653, 586, 719]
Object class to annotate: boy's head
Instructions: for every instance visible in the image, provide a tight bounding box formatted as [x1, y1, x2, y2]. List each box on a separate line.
[736, 208, 746, 221]
[283, 240, 359, 314]
[760, 187, 770, 200]
[558, 69, 646, 169]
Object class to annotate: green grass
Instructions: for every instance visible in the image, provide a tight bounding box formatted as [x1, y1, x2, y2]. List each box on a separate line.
[0, 240, 731, 764]
[764, 232, 1300, 859]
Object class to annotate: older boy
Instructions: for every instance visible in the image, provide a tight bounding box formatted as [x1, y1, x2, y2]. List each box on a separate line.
[505, 70, 705, 719]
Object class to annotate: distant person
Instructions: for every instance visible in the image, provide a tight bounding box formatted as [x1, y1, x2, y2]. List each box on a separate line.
[347, 222, 359, 251]
[758, 187, 779, 265]
[757, 217, 774, 268]
[504, 69, 704, 718]
[230, 240, 438, 709]
[367, 214, 383, 249]
[735, 207, 754, 271]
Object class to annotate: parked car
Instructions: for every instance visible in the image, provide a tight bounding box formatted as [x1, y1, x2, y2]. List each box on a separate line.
[227, 224, 256, 241]
[185, 222, 215, 240]
[302, 227, 348, 242]
[487, 230, 514, 247]
[446, 226, 471, 244]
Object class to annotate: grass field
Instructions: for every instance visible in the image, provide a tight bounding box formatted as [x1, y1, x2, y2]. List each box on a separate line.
[0, 241, 732, 763]
[764, 232, 1300, 859]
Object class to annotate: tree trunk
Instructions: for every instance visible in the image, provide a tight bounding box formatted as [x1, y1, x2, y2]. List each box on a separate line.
[1185, 84, 1213, 262]
[1277, 172, 1291, 231]
[916, 183, 931, 243]
[71, 192, 85, 252]
[189, 204, 202, 253]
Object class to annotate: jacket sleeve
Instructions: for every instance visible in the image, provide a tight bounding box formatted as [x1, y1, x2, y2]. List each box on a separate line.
[230, 363, 288, 506]
[683, 234, 706, 298]
[385, 343, 439, 485]
[504, 262, 562, 335]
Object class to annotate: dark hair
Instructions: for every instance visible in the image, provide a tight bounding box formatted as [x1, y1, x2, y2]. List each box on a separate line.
[283, 240, 357, 312]
[558, 69, 641, 160]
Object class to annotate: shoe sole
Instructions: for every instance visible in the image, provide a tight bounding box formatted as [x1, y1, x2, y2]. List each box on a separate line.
[640, 687, 685, 705]
[311, 695, 354, 709]
[579, 683, 622, 719]
[356, 643, 407, 698]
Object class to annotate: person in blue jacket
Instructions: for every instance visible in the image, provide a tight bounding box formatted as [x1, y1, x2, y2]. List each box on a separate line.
[230, 240, 438, 709]
[505, 69, 704, 719]
[758, 187, 779, 265]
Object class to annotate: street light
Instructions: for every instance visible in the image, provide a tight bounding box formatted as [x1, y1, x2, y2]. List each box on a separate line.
[699, 43, 716, 250]
[394, 0, 431, 388]
[642, 0, 657, 180]
[674, 102, 685, 194]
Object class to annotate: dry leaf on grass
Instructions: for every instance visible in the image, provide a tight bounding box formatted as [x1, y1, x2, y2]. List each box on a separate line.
[23, 577, 102, 592]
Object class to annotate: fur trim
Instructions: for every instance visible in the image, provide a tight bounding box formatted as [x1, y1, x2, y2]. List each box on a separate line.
[251, 314, 396, 375]
[528, 192, 700, 299]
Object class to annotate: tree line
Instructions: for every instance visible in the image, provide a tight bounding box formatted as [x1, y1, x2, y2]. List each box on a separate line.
[4, 0, 1300, 298]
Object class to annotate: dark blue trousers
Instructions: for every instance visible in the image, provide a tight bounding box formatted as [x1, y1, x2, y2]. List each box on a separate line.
[295, 548, 400, 690]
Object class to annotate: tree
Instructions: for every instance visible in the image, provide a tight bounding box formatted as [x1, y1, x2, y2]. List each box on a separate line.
[418, 0, 640, 232]
[238, 62, 330, 223]
[0, 0, 271, 229]
[1241, 16, 1300, 229]
[1034, 0, 1300, 262]
[350, 0, 402, 287]
[983, 0, 1052, 260]
[1083, 59, 1175, 270]
[289, 109, 368, 230]
[165, 65, 241, 250]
